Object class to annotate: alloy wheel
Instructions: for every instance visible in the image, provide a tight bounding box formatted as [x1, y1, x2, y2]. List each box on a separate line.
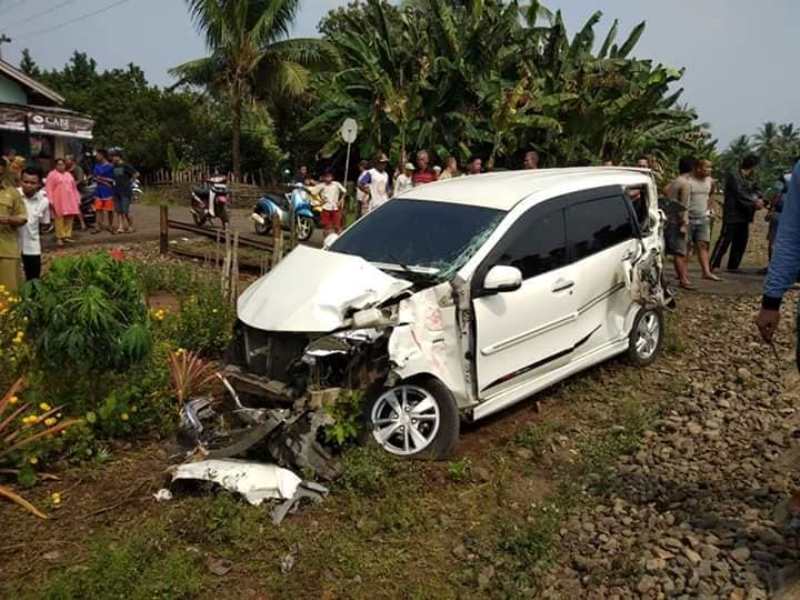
[370, 385, 440, 456]
[634, 311, 661, 361]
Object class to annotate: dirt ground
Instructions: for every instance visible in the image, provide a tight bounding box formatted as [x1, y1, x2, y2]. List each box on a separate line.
[3, 219, 798, 599]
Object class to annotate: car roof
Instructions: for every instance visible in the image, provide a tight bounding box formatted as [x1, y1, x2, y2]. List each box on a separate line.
[396, 167, 654, 211]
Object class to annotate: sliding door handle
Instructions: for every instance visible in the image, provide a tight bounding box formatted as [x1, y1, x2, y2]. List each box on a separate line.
[552, 279, 575, 293]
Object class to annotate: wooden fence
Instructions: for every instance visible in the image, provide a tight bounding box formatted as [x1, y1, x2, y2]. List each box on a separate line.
[145, 167, 272, 187]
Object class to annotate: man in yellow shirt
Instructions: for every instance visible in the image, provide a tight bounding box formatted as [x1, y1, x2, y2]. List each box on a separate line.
[0, 158, 28, 292]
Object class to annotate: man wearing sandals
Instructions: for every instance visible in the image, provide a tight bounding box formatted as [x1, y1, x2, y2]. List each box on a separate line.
[109, 148, 138, 234]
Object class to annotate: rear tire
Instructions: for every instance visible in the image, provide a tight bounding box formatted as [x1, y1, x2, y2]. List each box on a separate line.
[217, 205, 229, 228]
[364, 377, 460, 460]
[627, 307, 664, 366]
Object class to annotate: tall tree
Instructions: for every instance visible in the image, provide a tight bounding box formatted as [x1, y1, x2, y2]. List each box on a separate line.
[171, 0, 331, 177]
[18, 48, 40, 77]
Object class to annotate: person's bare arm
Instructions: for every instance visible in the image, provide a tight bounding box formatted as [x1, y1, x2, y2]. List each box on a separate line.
[0, 214, 26, 227]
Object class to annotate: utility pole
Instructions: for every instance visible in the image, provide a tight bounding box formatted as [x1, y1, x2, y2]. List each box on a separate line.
[0, 35, 11, 61]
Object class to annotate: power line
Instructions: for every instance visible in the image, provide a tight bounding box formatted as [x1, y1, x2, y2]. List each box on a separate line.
[14, 0, 133, 41]
[1, 0, 79, 33]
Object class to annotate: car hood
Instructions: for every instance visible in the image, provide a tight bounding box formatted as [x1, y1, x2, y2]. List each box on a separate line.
[237, 245, 413, 332]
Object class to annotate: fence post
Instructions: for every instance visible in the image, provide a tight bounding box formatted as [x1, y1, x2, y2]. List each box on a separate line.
[159, 205, 169, 255]
[271, 213, 283, 268]
[288, 202, 298, 250]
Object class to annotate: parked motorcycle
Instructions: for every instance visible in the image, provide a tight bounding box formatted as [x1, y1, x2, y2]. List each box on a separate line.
[190, 175, 230, 227]
[79, 182, 97, 227]
[250, 185, 317, 241]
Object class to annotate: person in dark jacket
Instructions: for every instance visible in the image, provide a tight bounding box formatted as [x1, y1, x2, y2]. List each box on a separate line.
[711, 154, 764, 272]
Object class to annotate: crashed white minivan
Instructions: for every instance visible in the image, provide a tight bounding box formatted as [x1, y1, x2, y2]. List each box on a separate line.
[232, 168, 668, 459]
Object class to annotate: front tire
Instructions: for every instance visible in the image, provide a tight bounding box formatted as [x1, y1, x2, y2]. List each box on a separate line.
[296, 216, 314, 241]
[365, 378, 460, 459]
[191, 210, 206, 227]
[627, 307, 664, 366]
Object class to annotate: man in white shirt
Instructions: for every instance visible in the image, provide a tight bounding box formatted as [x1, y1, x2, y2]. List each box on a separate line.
[394, 162, 415, 197]
[358, 153, 391, 213]
[308, 169, 347, 235]
[18, 167, 50, 280]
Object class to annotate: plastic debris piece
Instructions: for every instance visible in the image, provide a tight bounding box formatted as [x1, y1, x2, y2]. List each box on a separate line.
[169, 459, 301, 506]
[153, 488, 173, 502]
[271, 481, 329, 525]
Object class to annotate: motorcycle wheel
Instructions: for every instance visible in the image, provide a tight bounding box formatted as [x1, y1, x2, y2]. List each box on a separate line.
[254, 218, 270, 235]
[191, 210, 206, 227]
[217, 205, 230, 228]
[296, 216, 314, 241]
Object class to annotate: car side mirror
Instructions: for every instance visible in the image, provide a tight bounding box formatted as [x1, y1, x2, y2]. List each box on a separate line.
[323, 233, 339, 250]
[483, 265, 522, 294]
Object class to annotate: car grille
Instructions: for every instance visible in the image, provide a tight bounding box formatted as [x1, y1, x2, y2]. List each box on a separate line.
[241, 326, 309, 382]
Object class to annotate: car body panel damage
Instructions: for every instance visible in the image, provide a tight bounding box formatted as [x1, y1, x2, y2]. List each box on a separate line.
[167, 458, 329, 524]
[237, 245, 412, 332]
[387, 282, 471, 407]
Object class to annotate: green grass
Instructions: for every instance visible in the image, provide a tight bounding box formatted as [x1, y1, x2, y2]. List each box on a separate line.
[35, 524, 204, 600]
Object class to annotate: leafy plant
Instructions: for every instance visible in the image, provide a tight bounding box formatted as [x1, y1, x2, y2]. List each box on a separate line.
[22, 252, 152, 392]
[323, 389, 365, 447]
[168, 349, 219, 407]
[0, 379, 81, 519]
[447, 457, 472, 482]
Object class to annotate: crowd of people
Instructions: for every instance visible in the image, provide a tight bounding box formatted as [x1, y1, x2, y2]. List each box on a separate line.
[293, 149, 541, 236]
[0, 148, 139, 292]
[662, 152, 799, 290]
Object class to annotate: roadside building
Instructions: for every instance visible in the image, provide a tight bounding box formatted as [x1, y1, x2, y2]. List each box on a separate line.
[0, 59, 93, 172]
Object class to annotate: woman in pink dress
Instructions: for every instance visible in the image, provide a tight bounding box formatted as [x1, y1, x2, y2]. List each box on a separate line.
[45, 158, 80, 246]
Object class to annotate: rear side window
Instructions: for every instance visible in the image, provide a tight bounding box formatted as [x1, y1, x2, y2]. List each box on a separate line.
[567, 194, 635, 261]
[495, 208, 567, 280]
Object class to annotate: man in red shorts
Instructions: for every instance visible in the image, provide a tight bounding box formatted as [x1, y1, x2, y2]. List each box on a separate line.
[308, 169, 347, 235]
[92, 149, 115, 233]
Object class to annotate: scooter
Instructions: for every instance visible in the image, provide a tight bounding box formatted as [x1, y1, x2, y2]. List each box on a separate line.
[79, 182, 97, 228]
[190, 175, 230, 227]
[250, 184, 317, 241]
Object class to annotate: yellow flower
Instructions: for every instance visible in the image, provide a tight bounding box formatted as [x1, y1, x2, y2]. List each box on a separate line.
[120, 413, 129, 421]
[51, 492, 61, 505]
[29, 456, 38, 465]
[39, 402, 51, 412]
[9, 395, 18, 405]
[22, 415, 38, 425]
[44, 417, 57, 426]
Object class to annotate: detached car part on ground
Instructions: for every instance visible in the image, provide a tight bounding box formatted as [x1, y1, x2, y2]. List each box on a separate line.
[217, 168, 670, 460]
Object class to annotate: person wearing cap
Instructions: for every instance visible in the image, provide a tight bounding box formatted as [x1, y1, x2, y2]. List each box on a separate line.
[412, 149, 437, 186]
[358, 153, 391, 213]
[394, 162, 415, 197]
[307, 169, 347, 235]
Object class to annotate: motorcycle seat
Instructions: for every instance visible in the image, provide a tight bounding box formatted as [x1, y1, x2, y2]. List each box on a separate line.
[193, 186, 210, 199]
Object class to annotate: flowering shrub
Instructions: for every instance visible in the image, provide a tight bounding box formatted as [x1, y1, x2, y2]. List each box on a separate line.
[0, 379, 81, 518]
[0, 286, 31, 391]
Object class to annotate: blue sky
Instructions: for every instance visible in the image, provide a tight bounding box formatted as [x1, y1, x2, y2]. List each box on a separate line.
[0, 0, 797, 148]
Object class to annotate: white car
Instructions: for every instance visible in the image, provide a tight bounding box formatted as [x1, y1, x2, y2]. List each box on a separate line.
[233, 168, 668, 459]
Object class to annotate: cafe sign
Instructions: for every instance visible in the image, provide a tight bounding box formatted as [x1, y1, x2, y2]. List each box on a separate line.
[28, 110, 94, 140]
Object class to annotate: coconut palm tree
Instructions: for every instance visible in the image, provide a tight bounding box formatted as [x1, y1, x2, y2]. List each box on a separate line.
[171, 0, 332, 177]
